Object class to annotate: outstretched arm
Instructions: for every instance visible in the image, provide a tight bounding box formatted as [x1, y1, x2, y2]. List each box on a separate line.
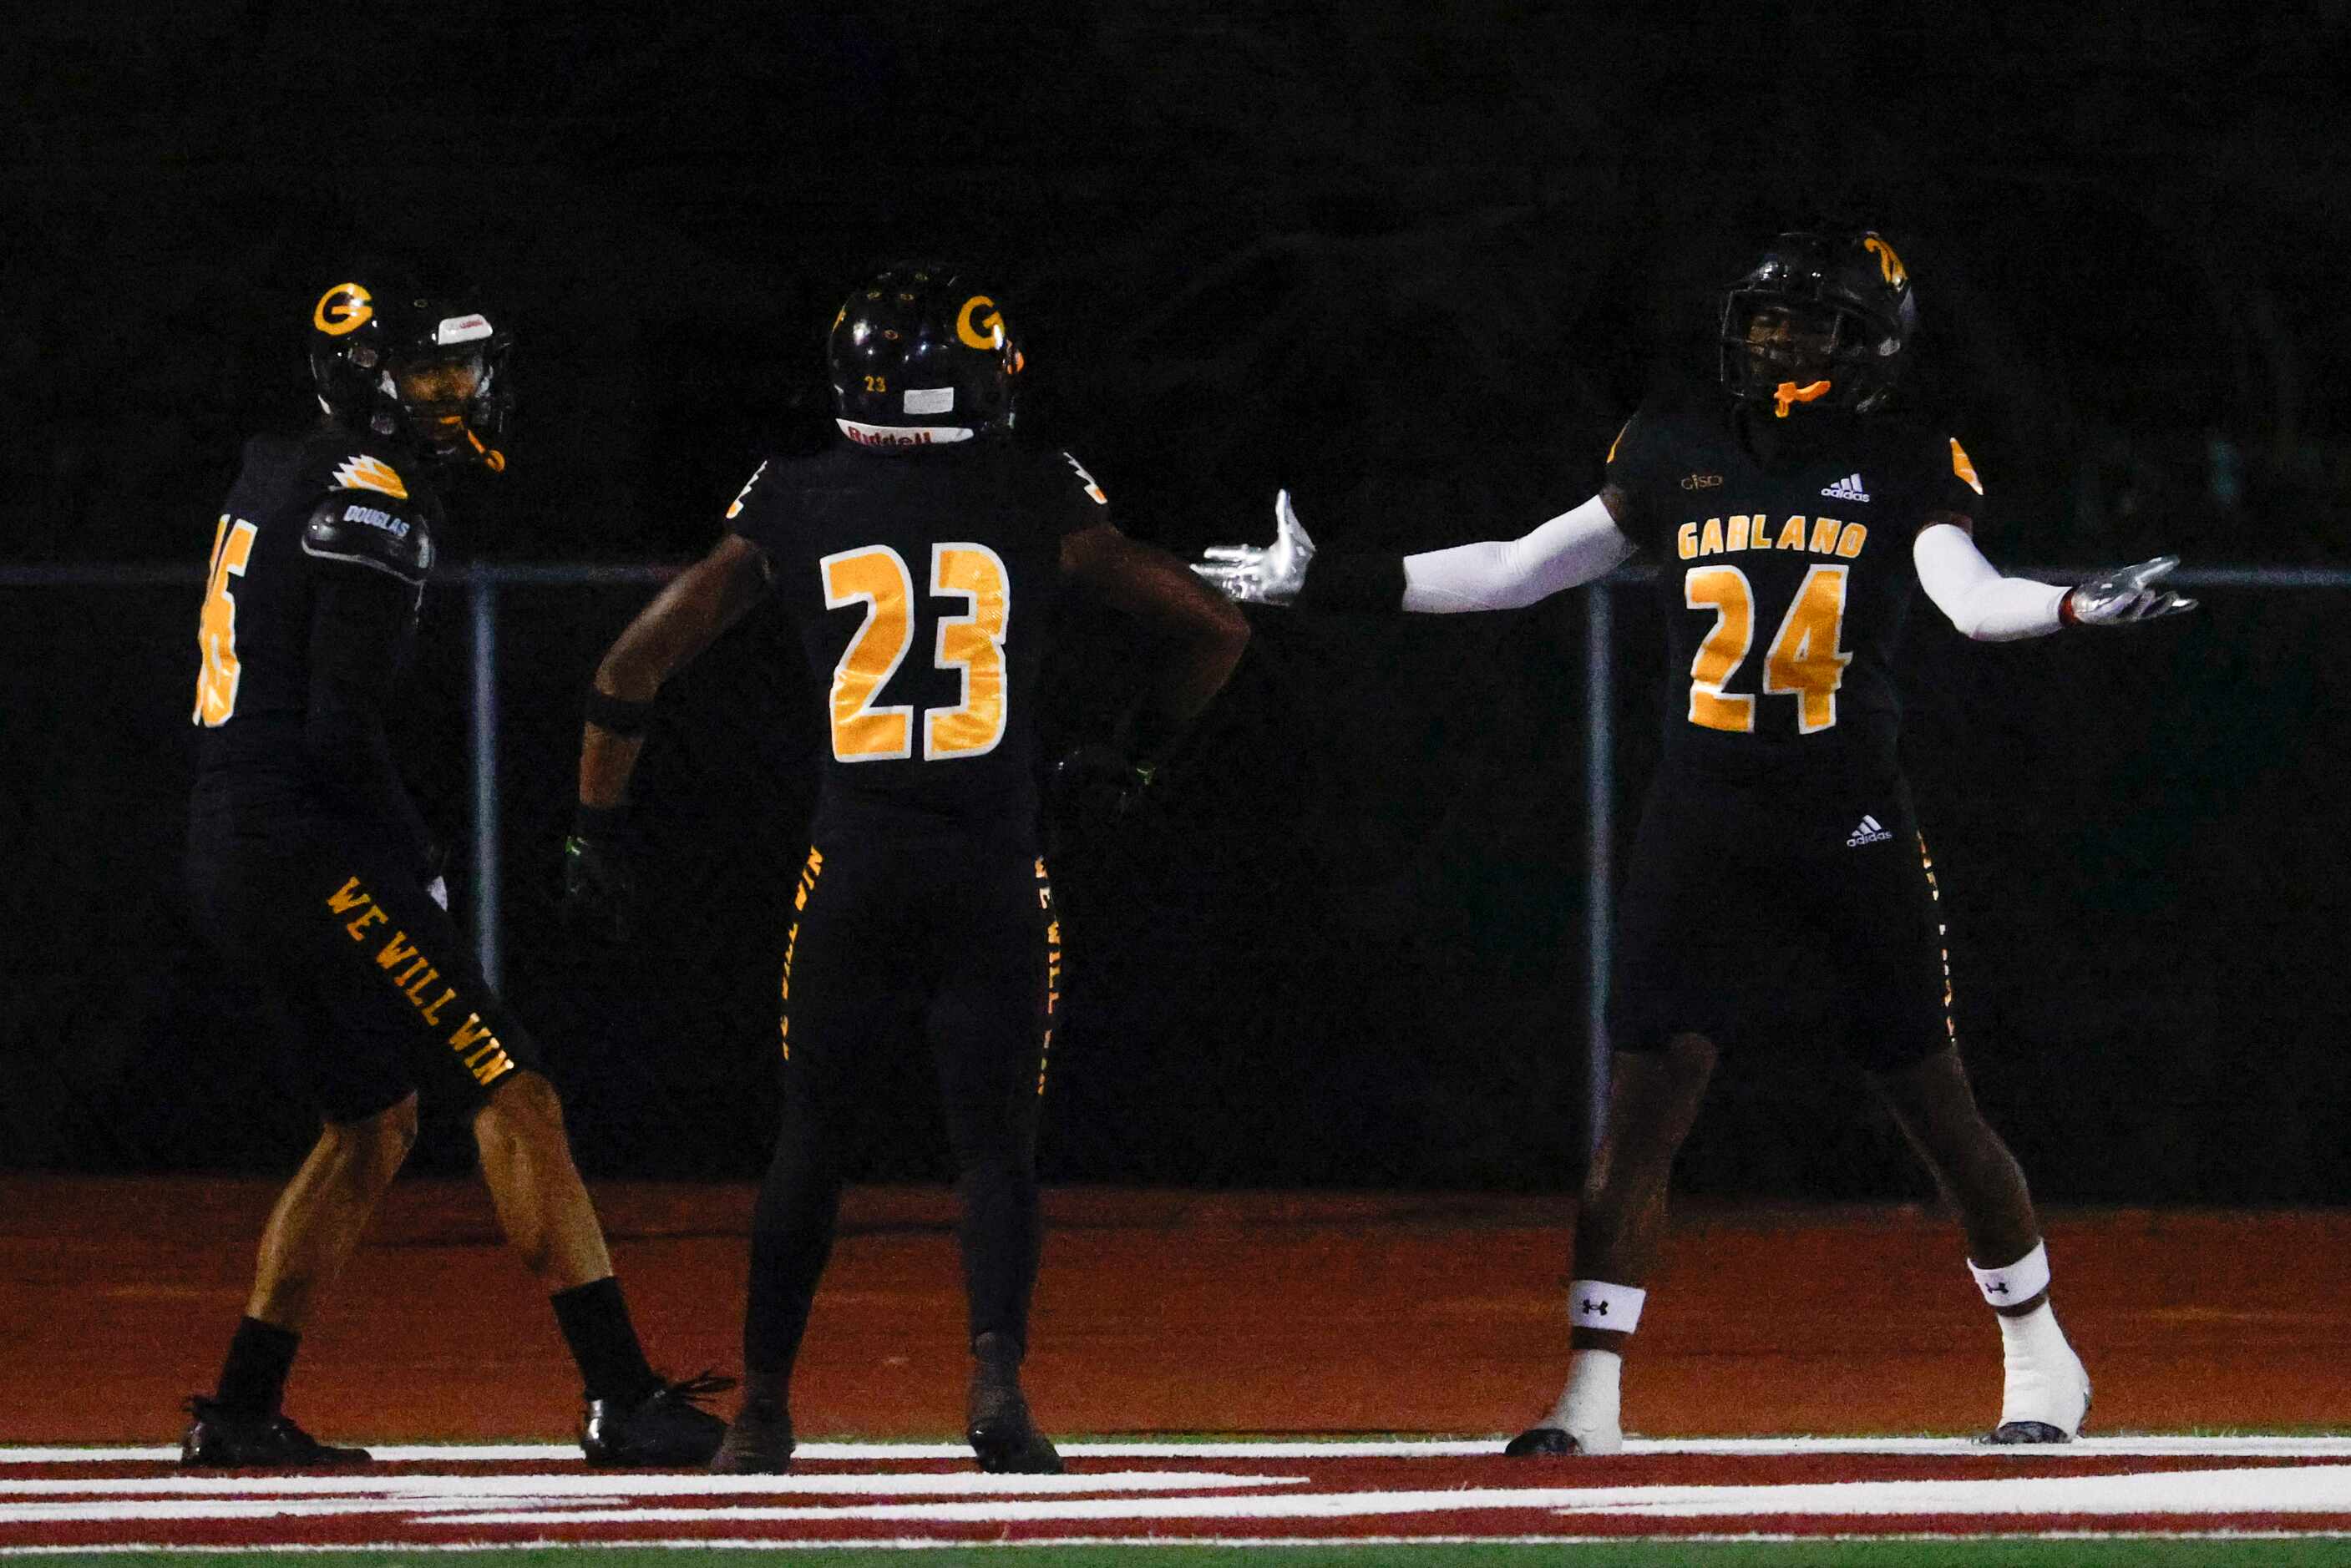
[1192, 488, 1636, 613]
[1914, 518, 2195, 641]
[578, 533, 770, 810]
[1061, 524, 1250, 762]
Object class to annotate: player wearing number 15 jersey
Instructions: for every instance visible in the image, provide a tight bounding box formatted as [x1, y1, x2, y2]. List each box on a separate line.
[180, 271, 726, 1471]
[569, 263, 1250, 1475]
[1193, 229, 2194, 1455]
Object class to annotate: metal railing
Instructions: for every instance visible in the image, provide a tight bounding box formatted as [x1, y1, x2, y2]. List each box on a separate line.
[9, 559, 2347, 1158]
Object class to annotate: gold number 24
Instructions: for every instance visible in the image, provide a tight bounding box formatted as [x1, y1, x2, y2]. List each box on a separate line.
[1684, 564, 1852, 735]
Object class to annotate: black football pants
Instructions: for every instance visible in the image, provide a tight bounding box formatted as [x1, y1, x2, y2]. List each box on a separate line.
[743, 834, 1060, 1383]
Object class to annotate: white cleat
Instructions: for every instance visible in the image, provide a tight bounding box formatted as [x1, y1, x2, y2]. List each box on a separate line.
[1983, 1304, 2092, 1444]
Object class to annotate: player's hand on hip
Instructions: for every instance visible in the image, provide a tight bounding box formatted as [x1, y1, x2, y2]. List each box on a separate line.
[1049, 743, 1155, 836]
[2065, 555, 2197, 626]
[1191, 488, 1315, 604]
[561, 828, 636, 943]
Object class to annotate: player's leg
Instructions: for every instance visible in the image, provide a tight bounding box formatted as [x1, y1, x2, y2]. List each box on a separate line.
[924, 847, 1059, 1475]
[185, 1090, 418, 1467]
[245, 1092, 419, 1328]
[295, 852, 721, 1467]
[1872, 1046, 2090, 1441]
[1512, 769, 1732, 1458]
[716, 842, 891, 1474]
[182, 833, 424, 1467]
[1849, 827, 2090, 1443]
[1509, 1032, 1715, 1457]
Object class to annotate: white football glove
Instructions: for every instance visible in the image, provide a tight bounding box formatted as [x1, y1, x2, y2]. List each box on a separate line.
[2065, 555, 2197, 627]
[1190, 488, 1317, 604]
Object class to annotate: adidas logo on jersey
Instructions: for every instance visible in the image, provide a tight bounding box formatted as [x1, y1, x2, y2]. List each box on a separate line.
[1847, 814, 1892, 847]
[1820, 473, 1871, 503]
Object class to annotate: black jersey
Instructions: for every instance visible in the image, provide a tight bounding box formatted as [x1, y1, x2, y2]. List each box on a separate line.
[189, 427, 440, 863]
[725, 437, 1110, 840]
[1605, 392, 1984, 782]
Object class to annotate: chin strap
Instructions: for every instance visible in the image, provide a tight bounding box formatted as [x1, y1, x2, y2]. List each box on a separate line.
[1773, 379, 1832, 417]
[465, 427, 507, 472]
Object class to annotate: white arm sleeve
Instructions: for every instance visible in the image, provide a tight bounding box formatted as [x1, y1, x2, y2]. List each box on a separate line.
[1401, 493, 1637, 613]
[1913, 523, 2069, 641]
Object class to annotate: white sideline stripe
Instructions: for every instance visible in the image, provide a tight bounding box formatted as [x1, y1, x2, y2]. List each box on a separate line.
[0, 1469, 1301, 1499]
[447, 1465, 2351, 1526]
[12, 1435, 2351, 1464]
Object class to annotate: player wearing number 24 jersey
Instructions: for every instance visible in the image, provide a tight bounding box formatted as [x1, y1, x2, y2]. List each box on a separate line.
[1193, 229, 2193, 1457]
[570, 263, 1249, 1477]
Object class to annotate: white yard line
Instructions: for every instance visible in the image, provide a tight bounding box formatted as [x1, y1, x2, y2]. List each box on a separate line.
[9, 1434, 2350, 1465]
[438, 1464, 2351, 1527]
[0, 1471, 1303, 1498]
[7, 1530, 2351, 1555]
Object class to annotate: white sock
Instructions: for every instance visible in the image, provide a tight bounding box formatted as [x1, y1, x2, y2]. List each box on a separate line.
[1539, 1348, 1624, 1455]
[1995, 1301, 2090, 1434]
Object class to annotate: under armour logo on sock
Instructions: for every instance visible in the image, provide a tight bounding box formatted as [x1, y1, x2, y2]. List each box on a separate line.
[1580, 1299, 1608, 1316]
[1989, 1281, 2011, 1295]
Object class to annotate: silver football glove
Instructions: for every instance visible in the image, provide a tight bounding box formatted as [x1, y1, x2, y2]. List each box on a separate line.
[2067, 555, 2197, 627]
[1191, 488, 1316, 604]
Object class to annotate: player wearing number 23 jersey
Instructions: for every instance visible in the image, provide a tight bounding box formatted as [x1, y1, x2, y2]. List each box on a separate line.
[570, 263, 1249, 1477]
[1193, 229, 2193, 1459]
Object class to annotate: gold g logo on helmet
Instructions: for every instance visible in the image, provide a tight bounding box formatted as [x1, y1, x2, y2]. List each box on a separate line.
[313, 282, 375, 337]
[955, 295, 1005, 352]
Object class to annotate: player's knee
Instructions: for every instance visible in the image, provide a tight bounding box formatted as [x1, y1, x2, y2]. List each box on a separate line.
[327, 1093, 417, 1191]
[475, 1069, 570, 1150]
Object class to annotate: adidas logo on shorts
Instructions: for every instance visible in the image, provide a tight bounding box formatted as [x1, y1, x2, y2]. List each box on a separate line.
[1847, 813, 1893, 847]
[1821, 473, 1871, 502]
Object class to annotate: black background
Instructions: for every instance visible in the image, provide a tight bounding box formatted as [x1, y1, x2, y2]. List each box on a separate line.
[4, 4, 2347, 1203]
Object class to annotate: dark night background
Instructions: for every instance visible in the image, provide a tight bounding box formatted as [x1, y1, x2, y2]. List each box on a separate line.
[3, 5, 2346, 1203]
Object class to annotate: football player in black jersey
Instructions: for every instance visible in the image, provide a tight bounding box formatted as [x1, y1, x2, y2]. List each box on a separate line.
[566, 264, 1250, 1474]
[181, 272, 727, 1468]
[1194, 230, 2194, 1454]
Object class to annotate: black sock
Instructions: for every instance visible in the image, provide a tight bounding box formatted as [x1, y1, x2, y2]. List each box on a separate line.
[215, 1317, 300, 1415]
[550, 1277, 660, 1405]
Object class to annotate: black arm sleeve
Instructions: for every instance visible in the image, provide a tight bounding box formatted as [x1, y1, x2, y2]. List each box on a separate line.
[304, 565, 434, 875]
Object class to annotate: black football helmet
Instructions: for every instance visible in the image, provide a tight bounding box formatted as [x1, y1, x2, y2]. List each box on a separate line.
[1719, 230, 1918, 418]
[827, 262, 1022, 451]
[308, 270, 513, 468]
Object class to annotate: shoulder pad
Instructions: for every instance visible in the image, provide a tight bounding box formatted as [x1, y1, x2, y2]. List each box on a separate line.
[302, 491, 434, 584]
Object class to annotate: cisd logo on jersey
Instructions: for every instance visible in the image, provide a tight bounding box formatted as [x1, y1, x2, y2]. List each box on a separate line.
[313, 282, 374, 336]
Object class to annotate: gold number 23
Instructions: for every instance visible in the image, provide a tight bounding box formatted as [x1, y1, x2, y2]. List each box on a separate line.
[1684, 564, 1852, 735]
[820, 543, 1011, 762]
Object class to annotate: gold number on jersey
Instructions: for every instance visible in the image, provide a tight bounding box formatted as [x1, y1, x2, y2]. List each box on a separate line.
[819, 544, 1015, 763]
[193, 515, 258, 727]
[1685, 565, 1756, 732]
[1683, 564, 1852, 735]
[820, 546, 917, 761]
[925, 543, 1011, 760]
[1762, 565, 1853, 733]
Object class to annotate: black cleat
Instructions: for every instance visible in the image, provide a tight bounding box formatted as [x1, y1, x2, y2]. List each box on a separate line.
[1983, 1420, 2073, 1444]
[581, 1371, 733, 1467]
[1503, 1426, 1581, 1457]
[1982, 1375, 2091, 1446]
[180, 1397, 372, 1468]
[966, 1337, 1062, 1475]
[708, 1395, 796, 1475]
